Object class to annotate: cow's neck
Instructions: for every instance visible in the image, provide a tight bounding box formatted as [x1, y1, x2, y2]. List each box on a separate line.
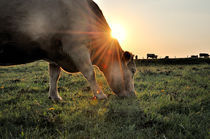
[90, 38, 123, 82]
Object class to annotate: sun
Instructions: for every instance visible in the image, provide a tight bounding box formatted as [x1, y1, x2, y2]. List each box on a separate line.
[110, 24, 126, 42]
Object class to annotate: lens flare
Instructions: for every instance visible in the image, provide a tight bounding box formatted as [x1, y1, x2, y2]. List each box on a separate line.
[110, 24, 126, 43]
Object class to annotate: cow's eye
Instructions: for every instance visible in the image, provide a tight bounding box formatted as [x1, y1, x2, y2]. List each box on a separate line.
[131, 68, 136, 74]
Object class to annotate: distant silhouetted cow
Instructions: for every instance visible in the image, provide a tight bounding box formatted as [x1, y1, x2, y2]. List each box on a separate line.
[147, 54, 158, 59]
[199, 53, 209, 58]
[191, 55, 198, 58]
[164, 56, 169, 59]
[135, 55, 138, 60]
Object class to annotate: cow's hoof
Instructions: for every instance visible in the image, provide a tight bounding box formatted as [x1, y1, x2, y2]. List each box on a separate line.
[49, 96, 63, 101]
[95, 93, 107, 100]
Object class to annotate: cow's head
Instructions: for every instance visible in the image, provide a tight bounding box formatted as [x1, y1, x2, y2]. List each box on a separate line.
[100, 40, 136, 97]
[108, 51, 136, 97]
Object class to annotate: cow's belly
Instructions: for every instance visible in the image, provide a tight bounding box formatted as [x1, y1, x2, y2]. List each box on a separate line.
[54, 57, 80, 73]
[0, 41, 47, 66]
[0, 41, 80, 74]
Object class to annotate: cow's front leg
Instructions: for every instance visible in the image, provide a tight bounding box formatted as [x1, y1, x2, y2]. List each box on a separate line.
[62, 42, 107, 99]
[48, 63, 62, 101]
[77, 58, 107, 99]
[82, 67, 107, 99]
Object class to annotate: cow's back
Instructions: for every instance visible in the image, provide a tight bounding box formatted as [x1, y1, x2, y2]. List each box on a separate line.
[0, 0, 73, 38]
[0, 0, 95, 65]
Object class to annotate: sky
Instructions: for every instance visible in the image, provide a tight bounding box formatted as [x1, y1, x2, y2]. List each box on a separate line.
[94, 0, 210, 58]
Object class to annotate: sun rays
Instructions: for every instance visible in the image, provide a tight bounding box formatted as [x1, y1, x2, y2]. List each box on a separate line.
[110, 24, 126, 43]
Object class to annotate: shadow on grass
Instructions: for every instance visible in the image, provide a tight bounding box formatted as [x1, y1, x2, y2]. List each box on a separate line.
[103, 97, 171, 138]
[0, 95, 172, 138]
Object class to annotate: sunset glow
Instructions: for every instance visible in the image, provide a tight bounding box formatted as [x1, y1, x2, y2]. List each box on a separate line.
[99, 0, 210, 58]
[110, 24, 126, 43]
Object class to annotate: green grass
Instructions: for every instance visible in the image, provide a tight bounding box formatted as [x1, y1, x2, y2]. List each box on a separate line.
[0, 61, 209, 138]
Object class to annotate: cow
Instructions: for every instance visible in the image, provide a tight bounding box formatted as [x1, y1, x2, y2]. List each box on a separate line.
[135, 55, 138, 60]
[147, 54, 158, 59]
[199, 53, 209, 58]
[164, 56, 169, 59]
[0, 0, 136, 101]
[191, 55, 198, 58]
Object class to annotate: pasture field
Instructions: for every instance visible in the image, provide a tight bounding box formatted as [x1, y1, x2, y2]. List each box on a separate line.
[0, 61, 209, 138]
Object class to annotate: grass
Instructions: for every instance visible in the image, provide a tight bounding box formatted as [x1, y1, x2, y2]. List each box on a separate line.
[0, 61, 209, 138]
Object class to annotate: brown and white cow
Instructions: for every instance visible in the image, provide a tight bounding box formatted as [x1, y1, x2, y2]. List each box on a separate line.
[0, 0, 136, 100]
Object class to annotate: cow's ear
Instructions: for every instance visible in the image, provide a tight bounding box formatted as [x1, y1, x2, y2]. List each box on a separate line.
[123, 51, 133, 62]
